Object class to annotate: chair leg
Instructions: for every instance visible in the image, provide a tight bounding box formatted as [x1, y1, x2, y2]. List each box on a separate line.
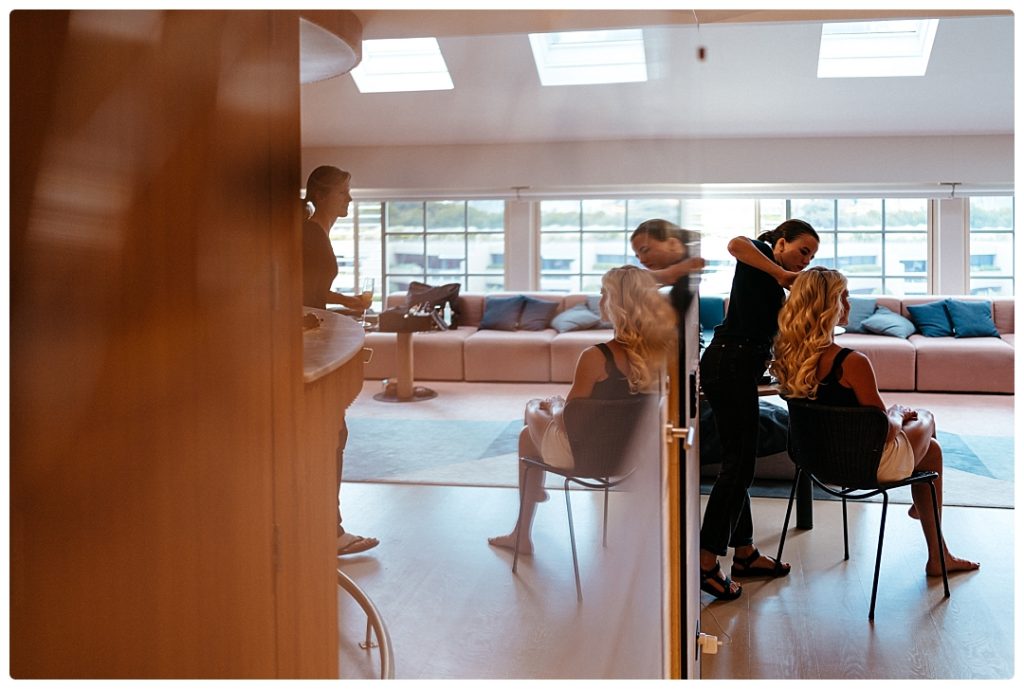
[564, 478, 583, 602]
[775, 467, 801, 569]
[868, 492, 889, 620]
[512, 461, 530, 574]
[928, 481, 951, 598]
[602, 485, 609, 548]
[842, 496, 850, 561]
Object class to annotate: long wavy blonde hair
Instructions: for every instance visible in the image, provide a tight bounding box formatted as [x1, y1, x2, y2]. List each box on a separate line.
[600, 265, 678, 393]
[770, 267, 847, 399]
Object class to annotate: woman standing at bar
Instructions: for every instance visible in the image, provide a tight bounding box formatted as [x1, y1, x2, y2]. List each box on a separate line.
[302, 165, 378, 555]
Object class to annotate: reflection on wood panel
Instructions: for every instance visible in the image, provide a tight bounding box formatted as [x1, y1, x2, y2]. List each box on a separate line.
[9, 10, 343, 678]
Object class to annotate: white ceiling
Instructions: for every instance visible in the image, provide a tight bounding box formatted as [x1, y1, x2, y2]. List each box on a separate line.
[299, 10, 1014, 148]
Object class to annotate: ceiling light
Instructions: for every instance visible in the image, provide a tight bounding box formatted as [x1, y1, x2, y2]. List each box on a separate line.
[529, 29, 647, 86]
[818, 19, 939, 78]
[350, 37, 453, 93]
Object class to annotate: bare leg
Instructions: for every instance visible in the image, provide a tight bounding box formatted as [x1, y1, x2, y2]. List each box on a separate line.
[902, 410, 979, 576]
[488, 424, 549, 554]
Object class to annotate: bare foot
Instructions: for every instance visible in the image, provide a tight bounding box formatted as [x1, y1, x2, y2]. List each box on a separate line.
[488, 533, 532, 555]
[926, 553, 980, 577]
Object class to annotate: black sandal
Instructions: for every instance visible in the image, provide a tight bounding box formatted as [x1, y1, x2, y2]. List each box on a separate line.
[700, 561, 742, 601]
[731, 548, 791, 578]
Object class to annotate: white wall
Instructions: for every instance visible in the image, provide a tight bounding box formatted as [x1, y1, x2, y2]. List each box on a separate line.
[304, 134, 1013, 197]
[304, 134, 1013, 294]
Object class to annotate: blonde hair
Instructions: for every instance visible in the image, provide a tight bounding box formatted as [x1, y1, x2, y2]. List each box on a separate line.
[600, 265, 678, 393]
[770, 267, 847, 399]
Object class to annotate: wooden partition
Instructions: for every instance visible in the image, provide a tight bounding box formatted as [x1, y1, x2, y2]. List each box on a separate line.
[9, 10, 349, 677]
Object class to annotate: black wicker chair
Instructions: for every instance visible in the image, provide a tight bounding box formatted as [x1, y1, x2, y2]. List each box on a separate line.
[774, 398, 950, 620]
[512, 393, 656, 601]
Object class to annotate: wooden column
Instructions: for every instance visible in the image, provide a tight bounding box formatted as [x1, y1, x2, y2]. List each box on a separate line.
[9, 10, 343, 678]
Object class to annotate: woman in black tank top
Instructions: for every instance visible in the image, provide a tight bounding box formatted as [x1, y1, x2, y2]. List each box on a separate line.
[488, 266, 676, 556]
[772, 268, 978, 578]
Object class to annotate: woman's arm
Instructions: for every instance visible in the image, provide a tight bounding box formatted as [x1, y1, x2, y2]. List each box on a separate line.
[839, 351, 902, 443]
[727, 236, 799, 288]
[565, 346, 606, 401]
[325, 291, 368, 311]
[647, 256, 707, 285]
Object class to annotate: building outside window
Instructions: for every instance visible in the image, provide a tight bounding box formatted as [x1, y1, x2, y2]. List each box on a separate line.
[329, 193, 1012, 303]
[331, 199, 506, 306]
[968, 196, 1014, 296]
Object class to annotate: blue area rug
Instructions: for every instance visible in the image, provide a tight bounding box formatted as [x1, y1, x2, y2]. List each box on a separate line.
[702, 431, 1013, 508]
[344, 418, 521, 482]
[344, 418, 1013, 508]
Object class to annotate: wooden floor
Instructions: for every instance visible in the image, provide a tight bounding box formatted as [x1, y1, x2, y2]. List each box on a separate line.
[336, 384, 1014, 679]
[335, 482, 1014, 680]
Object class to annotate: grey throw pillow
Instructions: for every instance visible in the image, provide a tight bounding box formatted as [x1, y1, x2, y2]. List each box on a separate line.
[844, 297, 877, 334]
[519, 296, 560, 331]
[861, 306, 916, 339]
[585, 295, 613, 329]
[550, 303, 601, 333]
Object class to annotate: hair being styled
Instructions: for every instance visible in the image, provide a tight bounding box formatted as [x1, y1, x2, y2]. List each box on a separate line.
[302, 165, 351, 217]
[630, 218, 699, 247]
[770, 266, 848, 399]
[757, 218, 819, 247]
[600, 265, 678, 393]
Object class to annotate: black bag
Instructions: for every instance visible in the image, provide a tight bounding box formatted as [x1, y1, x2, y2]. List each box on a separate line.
[377, 307, 437, 333]
[406, 281, 461, 329]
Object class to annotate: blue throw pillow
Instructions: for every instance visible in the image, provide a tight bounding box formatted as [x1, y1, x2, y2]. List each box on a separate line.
[946, 299, 1000, 338]
[585, 295, 613, 329]
[906, 300, 953, 337]
[479, 295, 525, 331]
[550, 303, 601, 333]
[844, 297, 877, 334]
[519, 296, 560, 331]
[861, 306, 916, 339]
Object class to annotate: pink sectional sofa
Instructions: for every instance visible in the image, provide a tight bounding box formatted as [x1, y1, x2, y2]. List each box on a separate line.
[713, 293, 1013, 394]
[363, 292, 1014, 394]
[363, 292, 613, 384]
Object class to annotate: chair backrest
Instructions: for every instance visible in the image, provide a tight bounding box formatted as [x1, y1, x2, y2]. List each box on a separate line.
[785, 398, 889, 488]
[563, 394, 657, 479]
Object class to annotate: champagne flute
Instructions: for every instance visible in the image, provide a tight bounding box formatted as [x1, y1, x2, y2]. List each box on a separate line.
[359, 278, 375, 311]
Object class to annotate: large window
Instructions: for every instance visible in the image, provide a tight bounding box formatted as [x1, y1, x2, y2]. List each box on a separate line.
[805, 198, 929, 295]
[332, 199, 506, 306]
[539, 199, 649, 292]
[968, 196, 1014, 296]
[538, 198, 759, 293]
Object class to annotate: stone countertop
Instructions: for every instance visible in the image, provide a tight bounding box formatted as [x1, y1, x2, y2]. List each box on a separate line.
[302, 308, 365, 383]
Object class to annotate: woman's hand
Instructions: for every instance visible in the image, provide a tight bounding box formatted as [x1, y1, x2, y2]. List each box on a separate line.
[887, 404, 918, 425]
[540, 395, 565, 413]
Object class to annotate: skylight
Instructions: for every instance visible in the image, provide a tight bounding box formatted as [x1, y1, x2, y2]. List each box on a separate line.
[350, 37, 453, 93]
[818, 19, 939, 78]
[529, 29, 647, 86]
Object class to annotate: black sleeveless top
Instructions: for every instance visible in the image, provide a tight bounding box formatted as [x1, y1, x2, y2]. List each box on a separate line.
[590, 342, 633, 400]
[812, 348, 860, 406]
[712, 239, 786, 348]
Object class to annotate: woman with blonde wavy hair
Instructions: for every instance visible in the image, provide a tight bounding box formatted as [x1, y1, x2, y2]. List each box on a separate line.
[489, 265, 676, 555]
[772, 267, 978, 577]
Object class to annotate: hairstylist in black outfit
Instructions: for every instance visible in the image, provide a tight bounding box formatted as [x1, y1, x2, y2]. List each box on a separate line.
[698, 219, 820, 600]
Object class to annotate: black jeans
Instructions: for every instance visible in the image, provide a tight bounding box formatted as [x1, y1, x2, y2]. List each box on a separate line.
[699, 341, 770, 557]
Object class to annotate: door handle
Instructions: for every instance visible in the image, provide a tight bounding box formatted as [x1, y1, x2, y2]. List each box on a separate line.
[666, 423, 696, 450]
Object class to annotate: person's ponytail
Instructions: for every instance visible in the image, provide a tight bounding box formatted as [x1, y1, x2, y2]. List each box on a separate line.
[759, 218, 819, 247]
